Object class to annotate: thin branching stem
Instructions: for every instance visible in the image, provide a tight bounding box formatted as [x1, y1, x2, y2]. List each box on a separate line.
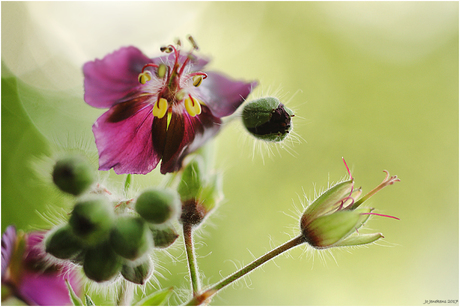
[184, 235, 306, 305]
[183, 223, 201, 296]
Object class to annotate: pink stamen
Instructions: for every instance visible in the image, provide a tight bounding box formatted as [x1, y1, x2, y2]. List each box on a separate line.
[342, 157, 352, 181]
[188, 94, 195, 106]
[342, 157, 354, 200]
[114, 198, 135, 209]
[178, 55, 191, 77]
[167, 44, 180, 68]
[334, 196, 355, 211]
[178, 39, 201, 77]
[188, 72, 208, 79]
[361, 212, 400, 220]
[141, 63, 159, 73]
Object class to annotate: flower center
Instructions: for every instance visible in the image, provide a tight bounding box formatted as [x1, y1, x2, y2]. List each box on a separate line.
[137, 36, 208, 119]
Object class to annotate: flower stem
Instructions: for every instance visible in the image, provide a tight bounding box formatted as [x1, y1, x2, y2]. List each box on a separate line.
[117, 279, 134, 306]
[183, 223, 201, 296]
[184, 235, 306, 305]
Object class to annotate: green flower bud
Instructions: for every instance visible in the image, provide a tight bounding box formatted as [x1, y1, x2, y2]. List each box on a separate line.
[135, 188, 180, 224]
[83, 242, 122, 282]
[69, 196, 115, 245]
[300, 159, 400, 249]
[121, 258, 154, 285]
[177, 157, 204, 202]
[178, 158, 223, 226]
[149, 224, 179, 249]
[110, 216, 152, 260]
[45, 225, 84, 260]
[52, 155, 95, 196]
[242, 97, 294, 142]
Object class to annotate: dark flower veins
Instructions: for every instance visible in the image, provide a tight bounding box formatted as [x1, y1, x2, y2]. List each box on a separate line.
[83, 40, 257, 174]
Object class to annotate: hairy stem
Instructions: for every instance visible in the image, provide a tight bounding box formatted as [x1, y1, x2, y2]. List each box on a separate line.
[184, 235, 306, 305]
[183, 223, 201, 296]
[117, 279, 134, 306]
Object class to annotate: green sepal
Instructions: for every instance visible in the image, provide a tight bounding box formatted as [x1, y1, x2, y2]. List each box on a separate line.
[302, 180, 353, 223]
[304, 208, 371, 248]
[242, 97, 280, 129]
[121, 258, 154, 285]
[199, 172, 223, 213]
[150, 224, 179, 249]
[134, 287, 174, 306]
[335, 232, 384, 247]
[339, 208, 373, 241]
[65, 279, 83, 306]
[177, 157, 205, 202]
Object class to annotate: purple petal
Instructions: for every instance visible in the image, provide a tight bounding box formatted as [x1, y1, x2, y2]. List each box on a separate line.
[83, 46, 151, 108]
[19, 231, 82, 306]
[93, 97, 161, 175]
[159, 106, 221, 174]
[18, 270, 81, 306]
[1, 226, 17, 280]
[198, 71, 258, 118]
[24, 231, 45, 262]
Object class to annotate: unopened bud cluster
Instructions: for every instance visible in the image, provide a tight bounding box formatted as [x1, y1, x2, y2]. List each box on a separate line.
[46, 155, 181, 284]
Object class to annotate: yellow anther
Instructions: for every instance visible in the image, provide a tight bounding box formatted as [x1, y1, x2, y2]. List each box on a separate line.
[192, 75, 203, 87]
[160, 46, 173, 53]
[157, 64, 167, 78]
[184, 96, 202, 117]
[153, 98, 168, 119]
[138, 71, 152, 84]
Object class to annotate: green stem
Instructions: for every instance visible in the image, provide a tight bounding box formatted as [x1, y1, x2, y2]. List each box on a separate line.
[117, 279, 134, 306]
[184, 235, 306, 305]
[183, 223, 201, 296]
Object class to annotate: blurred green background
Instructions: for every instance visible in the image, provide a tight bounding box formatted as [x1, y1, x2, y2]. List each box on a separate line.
[2, 2, 458, 306]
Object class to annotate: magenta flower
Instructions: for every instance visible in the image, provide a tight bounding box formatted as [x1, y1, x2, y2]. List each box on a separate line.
[1, 226, 82, 306]
[84, 37, 257, 174]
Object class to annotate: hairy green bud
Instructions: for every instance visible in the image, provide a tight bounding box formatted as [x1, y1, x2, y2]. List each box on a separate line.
[83, 242, 122, 282]
[121, 258, 154, 285]
[52, 155, 95, 196]
[177, 157, 204, 202]
[135, 188, 180, 224]
[179, 158, 223, 226]
[110, 216, 152, 260]
[45, 225, 84, 260]
[69, 196, 115, 245]
[242, 97, 294, 142]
